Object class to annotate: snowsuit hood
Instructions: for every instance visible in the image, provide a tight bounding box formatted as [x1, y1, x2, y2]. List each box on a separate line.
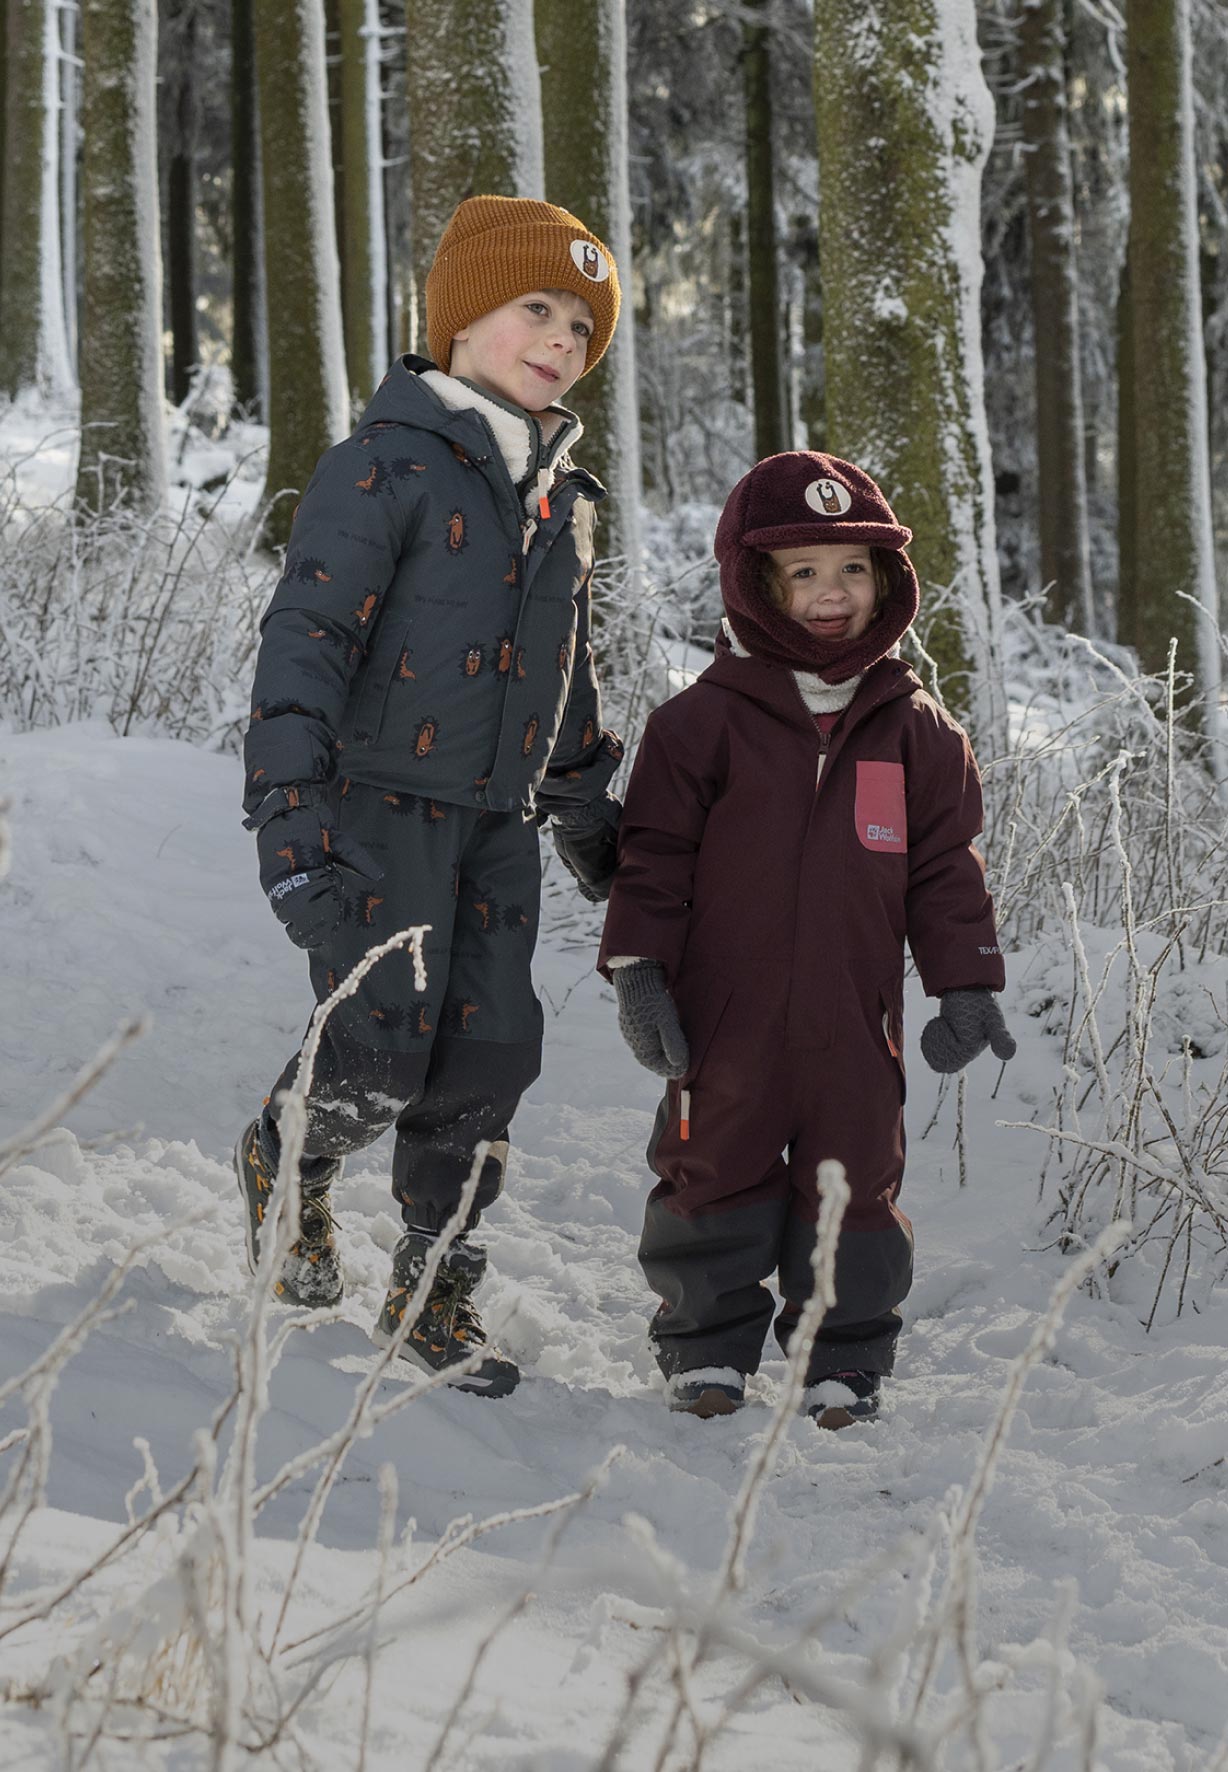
[714, 450, 920, 684]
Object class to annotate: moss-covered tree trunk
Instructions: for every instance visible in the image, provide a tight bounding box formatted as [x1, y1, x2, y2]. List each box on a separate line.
[75, 0, 166, 513]
[403, 0, 543, 355]
[1125, 0, 1221, 748]
[537, 0, 642, 583]
[253, 0, 348, 546]
[744, 0, 786, 460]
[339, 0, 388, 406]
[1020, 0, 1092, 633]
[813, 0, 1002, 735]
[0, 0, 73, 397]
[230, 0, 262, 413]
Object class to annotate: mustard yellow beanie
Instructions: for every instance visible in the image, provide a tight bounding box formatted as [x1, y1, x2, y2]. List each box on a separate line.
[425, 194, 621, 376]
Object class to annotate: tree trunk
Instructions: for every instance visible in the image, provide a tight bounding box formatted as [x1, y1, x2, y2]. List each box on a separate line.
[813, 0, 1002, 736]
[1125, 0, 1221, 753]
[164, 0, 199, 407]
[1115, 247, 1136, 647]
[1020, 0, 1093, 633]
[537, 0, 642, 584]
[0, 0, 74, 397]
[743, 0, 786, 460]
[61, 0, 79, 365]
[230, 0, 262, 413]
[75, 0, 166, 513]
[339, 0, 388, 405]
[253, 0, 348, 546]
[403, 0, 543, 356]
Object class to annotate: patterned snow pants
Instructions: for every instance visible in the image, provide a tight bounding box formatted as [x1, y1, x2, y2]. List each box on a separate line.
[261, 781, 543, 1232]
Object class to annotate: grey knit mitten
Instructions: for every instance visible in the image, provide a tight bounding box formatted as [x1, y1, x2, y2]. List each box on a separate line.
[920, 988, 1016, 1074]
[611, 961, 690, 1079]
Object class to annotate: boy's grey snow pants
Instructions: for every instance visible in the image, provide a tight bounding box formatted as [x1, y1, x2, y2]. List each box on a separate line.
[262, 781, 543, 1232]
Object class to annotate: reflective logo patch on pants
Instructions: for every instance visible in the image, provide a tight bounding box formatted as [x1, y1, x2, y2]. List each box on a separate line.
[855, 761, 907, 853]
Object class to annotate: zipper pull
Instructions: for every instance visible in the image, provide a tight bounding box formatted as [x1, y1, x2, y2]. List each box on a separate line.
[538, 492, 552, 521]
[679, 1089, 691, 1141]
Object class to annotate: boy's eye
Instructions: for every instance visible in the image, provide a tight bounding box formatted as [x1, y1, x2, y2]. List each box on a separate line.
[573, 322, 591, 339]
[526, 301, 549, 316]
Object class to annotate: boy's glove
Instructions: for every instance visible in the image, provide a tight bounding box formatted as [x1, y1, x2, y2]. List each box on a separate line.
[920, 988, 1016, 1074]
[245, 784, 383, 951]
[551, 797, 621, 904]
[611, 961, 690, 1078]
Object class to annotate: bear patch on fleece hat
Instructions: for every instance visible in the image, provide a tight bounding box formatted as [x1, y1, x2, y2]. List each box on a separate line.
[714, 450, 920, 683]
[425, 195, 621, 376]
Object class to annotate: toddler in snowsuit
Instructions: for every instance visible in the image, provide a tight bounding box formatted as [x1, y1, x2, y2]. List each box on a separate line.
[599, 451, 1014, 1426]
[237, 196, 625, 1397]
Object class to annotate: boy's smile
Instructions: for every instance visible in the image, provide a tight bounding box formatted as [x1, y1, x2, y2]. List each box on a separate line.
[769, 543, 880, 642]
[448, 290, 594, 413]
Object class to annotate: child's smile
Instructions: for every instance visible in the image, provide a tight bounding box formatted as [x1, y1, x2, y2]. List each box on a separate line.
[769, 543, 880, 642]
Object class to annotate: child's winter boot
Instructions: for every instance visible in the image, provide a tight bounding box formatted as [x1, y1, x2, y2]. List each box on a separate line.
[805, 1370, 881, 1430]
[371, 1230, 520, 1397]
[234, 1119, 344, 1308]
[665, 1369, 746, 1418]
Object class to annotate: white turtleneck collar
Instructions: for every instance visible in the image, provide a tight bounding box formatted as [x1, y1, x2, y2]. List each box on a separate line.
[419, 368, 582, 515]
[720, 616, 864, 713]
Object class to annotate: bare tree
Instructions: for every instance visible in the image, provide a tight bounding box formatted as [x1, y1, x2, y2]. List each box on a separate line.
[744, 0, 787, 460]
[339, 0, 389, 404]
[75, 0, 167, 514]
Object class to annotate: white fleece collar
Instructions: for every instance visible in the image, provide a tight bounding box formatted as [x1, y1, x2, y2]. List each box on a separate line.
[720, 617, 864, 713]
[419, 369, 581, 514]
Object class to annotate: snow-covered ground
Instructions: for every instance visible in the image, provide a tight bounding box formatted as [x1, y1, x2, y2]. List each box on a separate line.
[1, 723, 1226, 1769]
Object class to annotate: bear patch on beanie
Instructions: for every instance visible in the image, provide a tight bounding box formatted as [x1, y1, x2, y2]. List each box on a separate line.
[714, 451, 920, 684]
[426, 195, 621, 376]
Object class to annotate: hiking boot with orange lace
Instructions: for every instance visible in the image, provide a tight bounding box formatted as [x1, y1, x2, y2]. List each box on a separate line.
[234, 1119, 344, 1308]
[371, 1231, 519, 1397]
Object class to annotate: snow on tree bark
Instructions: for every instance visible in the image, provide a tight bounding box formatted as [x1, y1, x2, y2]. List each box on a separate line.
[75, 0, 167, 514]
[404, 0, 543, 355]
[538, 0, 643, 587]
[1020, 0, 1093, 635]
[230, 0, 263, 415]
[744, 0, 787, 461]
[253, 0, 348, 546]
[339, 0, 389, 406]
[0, 0, 74, 398]
[813, 0, 1002, 737]
[1125, 0, 1223, 766]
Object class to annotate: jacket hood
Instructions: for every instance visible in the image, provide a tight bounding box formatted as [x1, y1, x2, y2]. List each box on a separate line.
[714, 450, 919, 684]
[358, 354, 587, 476]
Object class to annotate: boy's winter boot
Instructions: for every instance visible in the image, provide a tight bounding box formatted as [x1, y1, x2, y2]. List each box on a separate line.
[805, 1370, 881, 1431]
[234, 1119, 344, 1308]
[371, 1231, 519, 1398]
[665, 1369, 746, 1418]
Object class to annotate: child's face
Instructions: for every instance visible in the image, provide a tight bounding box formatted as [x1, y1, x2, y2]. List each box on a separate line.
[448, 289, 595, 411]
[769, 544, 880, 643]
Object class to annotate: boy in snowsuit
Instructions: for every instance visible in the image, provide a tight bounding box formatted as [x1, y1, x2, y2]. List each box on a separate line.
[599, 451, 1015, 1426]
[237, 196, 625, 1397]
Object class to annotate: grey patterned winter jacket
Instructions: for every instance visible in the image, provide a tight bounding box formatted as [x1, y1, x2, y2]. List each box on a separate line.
[243, 355, 623, 819]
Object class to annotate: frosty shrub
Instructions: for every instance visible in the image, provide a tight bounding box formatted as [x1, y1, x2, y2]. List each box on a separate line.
[0, 447, 278, 749]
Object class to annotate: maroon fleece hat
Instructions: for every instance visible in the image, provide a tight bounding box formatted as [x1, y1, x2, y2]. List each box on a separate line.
[714, 451, 920, 683]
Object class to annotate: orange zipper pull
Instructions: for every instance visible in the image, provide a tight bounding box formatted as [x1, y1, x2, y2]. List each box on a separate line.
[538, 492, 551, 521]
[679, 1089, 691, 1141]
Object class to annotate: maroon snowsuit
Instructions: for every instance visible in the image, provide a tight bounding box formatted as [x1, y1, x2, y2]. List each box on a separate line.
[598, 637, 1005, 1382]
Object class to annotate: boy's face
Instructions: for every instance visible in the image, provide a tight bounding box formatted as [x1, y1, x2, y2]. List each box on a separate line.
[448, 289, 595, 411]
[769, 543, 880, 643]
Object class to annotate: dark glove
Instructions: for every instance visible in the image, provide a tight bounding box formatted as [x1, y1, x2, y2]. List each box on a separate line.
[611, 961, 690, 1079]
[551, 796, 621, 904]
[245, 784, 382, 951]
[920, 988, 1016, 1074]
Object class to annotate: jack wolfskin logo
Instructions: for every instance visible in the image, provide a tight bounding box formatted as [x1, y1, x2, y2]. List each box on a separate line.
[865, 823, 900, 845]
[270, 873, 309, 903]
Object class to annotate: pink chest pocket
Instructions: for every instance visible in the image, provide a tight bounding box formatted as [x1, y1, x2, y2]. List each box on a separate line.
[855, 761, 907, 853]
